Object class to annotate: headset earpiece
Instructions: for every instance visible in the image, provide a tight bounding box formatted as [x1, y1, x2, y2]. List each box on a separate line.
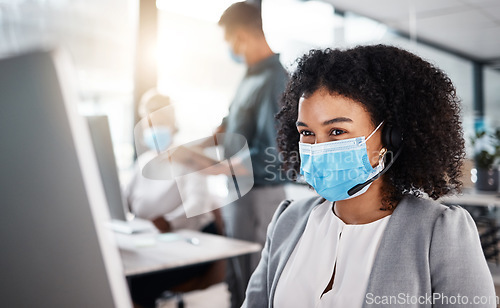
[382, 124, 403, 150]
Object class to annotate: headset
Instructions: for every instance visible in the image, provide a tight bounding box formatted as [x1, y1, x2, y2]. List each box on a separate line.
[347, 124, 403, 196]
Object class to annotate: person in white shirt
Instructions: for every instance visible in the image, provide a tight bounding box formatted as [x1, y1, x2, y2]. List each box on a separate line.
[125, 89, 222, 308]
[124, 88, 216, 233]
[125, 152, 215, 232]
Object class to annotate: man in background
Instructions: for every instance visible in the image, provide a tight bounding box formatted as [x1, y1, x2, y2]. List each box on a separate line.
[217, 2, 288, 307]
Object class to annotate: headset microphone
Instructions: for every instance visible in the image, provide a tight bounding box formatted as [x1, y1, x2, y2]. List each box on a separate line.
[347, 146, 402, 196]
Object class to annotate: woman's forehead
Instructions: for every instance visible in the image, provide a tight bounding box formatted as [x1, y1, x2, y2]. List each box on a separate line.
[297, 89, 374, 128]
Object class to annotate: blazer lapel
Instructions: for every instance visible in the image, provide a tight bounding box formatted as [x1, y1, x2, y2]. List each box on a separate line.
[362, 197, 432, 308]
[363, 198, 411, 300]
[268, 197, 323, 307]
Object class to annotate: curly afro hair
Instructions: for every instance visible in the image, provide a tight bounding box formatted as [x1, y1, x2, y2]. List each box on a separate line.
[277, 44, 465, 210]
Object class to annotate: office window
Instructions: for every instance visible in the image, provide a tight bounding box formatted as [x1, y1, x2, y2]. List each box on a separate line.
[484, 67, 500, 128]
[0, 0, 138, 172]
[156, 0, 245, 144]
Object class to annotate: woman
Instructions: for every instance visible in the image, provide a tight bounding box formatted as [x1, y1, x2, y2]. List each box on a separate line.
[243, 45, 496, 307]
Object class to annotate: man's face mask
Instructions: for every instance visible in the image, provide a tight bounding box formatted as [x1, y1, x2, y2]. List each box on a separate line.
[228, 47, 245, 64]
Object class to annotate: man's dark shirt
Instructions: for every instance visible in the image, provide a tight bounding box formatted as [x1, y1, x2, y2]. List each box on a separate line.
[222, 54, 288, 186]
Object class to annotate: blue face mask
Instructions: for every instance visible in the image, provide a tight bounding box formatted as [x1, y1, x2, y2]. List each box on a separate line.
[228, 47, 245, 64]
[299, 122, 385, 202]
[143, 126, 172, 152]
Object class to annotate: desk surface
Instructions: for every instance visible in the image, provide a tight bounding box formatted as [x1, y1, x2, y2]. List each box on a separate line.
[440, 188, 500, 207]
[115, 229, 261, 277]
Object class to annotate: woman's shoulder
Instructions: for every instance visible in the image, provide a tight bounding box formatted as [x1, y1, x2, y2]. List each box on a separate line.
[396, 195, 458, 217]
[393, 195, 475, 232]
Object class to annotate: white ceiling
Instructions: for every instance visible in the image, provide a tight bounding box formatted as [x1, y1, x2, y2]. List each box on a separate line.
[324, 0, 500, 64]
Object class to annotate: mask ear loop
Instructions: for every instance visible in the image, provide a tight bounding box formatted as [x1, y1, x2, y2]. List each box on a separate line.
[365, 121, 385, 142]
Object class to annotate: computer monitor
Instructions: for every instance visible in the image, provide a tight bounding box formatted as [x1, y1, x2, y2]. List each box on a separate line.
[86, 115, 153, 234]
[0, 49, 131, 307]
[86, 115, 128, 221]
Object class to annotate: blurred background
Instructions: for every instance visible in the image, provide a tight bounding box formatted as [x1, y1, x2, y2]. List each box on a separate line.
[1, 0, 498, 183]
[1, 1, 500, 307]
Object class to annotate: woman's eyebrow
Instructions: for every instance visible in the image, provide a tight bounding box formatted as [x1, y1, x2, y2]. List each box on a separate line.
[296, 117, 353, 128]
[322, 117, 353, 125]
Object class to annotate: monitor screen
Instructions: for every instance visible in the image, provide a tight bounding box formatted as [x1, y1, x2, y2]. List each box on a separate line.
[0, 49, 131, 307]
[87, 115, 128, 222]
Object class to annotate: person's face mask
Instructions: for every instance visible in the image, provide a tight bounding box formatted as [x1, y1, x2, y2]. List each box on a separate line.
[143, 126, 172, 152]
[226, 32, 245, 64]
[299, 122, 385, 202]
[228, 46, 245, 64]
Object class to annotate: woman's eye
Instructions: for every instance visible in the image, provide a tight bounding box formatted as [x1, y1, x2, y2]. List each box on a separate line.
[330, 129, 346, 136]
[300, 130, 314, 136]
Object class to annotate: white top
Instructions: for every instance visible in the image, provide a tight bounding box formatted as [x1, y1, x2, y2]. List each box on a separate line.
[124, 151, 214, 231]
[274, 200, 391, 308]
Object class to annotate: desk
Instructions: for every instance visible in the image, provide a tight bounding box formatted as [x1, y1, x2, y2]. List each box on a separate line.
[115, 229, 261, 277]
[440, 188, 500, 207]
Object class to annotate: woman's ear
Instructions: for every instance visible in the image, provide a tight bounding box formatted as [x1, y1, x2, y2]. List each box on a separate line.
[378, 147, 388, 166]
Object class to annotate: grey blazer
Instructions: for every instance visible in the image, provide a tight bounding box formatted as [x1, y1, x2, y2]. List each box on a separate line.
[243, 195, 496, 307]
